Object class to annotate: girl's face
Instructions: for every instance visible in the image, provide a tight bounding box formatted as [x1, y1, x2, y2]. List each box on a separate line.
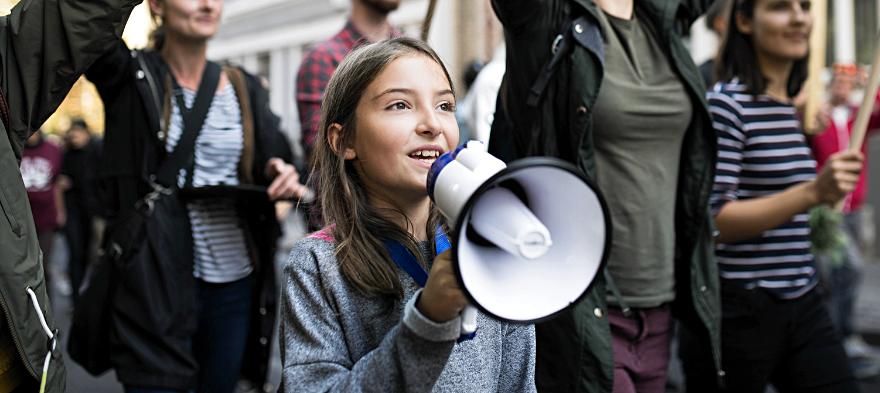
[150, 0, 222, 42]
[738, 0, 812, 63]
[342, 55, 459, 205]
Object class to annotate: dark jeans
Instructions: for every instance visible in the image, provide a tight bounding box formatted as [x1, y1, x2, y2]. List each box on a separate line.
[124, 276, 252, 393]
[680, 283, 860, 393]
[65, 207, 92, 305]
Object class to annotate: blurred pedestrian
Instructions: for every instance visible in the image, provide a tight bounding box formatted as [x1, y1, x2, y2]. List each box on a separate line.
[21, 130, 65, 293]
[680, 1, 864, 391]
[84, 0, 304, 391]
[811, 62, 880, 378]
[296, 0, 402, 160]
[700, 0, 733, 89]
[490, 0, 723, 392]
[456, 44, 505, 144]
[295, 0, 402, 230]
[0, 0, 141, 390]
[62, 119, 103, 304]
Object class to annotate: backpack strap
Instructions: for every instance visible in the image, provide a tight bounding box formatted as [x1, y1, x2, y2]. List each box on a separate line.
[224, 66, 255, 184]
[153, 61, 222, 190]
[526, 18, 576, 107]
[526, 14, 600, 107]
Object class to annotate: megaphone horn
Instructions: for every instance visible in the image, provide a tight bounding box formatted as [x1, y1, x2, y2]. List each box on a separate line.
[427, 141, 611, 333]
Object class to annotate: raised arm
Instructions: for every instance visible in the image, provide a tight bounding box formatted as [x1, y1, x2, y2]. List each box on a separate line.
[1, 0, 141, 151]
[491, 0, 552, 33]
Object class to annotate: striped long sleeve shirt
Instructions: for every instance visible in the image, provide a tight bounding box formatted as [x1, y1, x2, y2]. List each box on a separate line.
[708, 80, 818, 299]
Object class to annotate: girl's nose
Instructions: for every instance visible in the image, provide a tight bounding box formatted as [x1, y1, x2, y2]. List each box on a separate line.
[417, 109, 443, 137]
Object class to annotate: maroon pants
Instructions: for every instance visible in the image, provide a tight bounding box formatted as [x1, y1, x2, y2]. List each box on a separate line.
[609, 304, 672, 393]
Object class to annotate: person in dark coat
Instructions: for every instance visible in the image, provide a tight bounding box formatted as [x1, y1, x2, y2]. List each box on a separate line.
[490, 1, 724, 391]
[62, 119, 103, 305]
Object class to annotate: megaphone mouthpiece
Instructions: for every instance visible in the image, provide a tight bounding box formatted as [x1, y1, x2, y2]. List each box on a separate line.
[470, 187, 553, 260]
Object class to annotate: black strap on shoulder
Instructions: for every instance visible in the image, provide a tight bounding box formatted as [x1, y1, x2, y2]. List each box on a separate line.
[526, 18, 575, 107]
[152, 61, 222, 189]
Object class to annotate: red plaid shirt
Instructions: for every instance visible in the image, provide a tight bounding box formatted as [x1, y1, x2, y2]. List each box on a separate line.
[296, 20, 402, 157]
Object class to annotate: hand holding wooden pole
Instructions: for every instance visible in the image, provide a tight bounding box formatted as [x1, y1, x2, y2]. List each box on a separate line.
[834, 29, 880, 211]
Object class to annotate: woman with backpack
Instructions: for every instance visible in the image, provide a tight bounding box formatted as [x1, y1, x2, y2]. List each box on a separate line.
[85, 0, 305, 391]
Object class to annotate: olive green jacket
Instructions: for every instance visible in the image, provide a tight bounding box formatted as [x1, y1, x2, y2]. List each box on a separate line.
[0, 0, 140, 390]
[489, 0, 722, 392]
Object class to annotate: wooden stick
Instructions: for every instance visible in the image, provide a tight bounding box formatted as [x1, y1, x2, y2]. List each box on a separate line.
[421, 0, 438, 42]
[834, 29, 880, 211]
[803, 0, 827, 135]
[847, 30, 880, 152]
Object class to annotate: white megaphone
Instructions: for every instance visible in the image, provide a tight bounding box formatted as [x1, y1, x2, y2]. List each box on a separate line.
[427, 141, 610, 338]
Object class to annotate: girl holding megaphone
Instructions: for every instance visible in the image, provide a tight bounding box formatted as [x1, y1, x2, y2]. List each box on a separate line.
[280, 36, 536, 392]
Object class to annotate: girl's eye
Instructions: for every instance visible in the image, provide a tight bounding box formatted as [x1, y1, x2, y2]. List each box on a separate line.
[439, 102, 455, 112]
[800, 1, 810, 11]
[389, 102, 408, 110]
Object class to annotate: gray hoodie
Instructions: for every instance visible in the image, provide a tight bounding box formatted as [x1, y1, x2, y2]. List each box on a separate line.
[280, 234, 536, 392]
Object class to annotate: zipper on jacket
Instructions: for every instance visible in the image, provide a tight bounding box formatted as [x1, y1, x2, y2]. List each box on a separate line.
[0, 287, 39, 379]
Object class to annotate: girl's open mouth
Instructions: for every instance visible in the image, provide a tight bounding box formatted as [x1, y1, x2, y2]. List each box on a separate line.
[409, 149, 440, 164]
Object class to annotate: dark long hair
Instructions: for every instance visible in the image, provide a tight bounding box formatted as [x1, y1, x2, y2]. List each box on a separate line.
[716, 0, 809, 97]
[314, 37, 454, 301]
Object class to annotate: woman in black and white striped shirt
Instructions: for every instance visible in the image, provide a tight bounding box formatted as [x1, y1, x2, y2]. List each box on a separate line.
[88, 0, 307, 392]
[679, 1, 864, 392]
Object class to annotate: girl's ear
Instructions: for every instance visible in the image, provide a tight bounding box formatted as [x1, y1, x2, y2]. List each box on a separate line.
[734, 11, 753, 35]
[328, 123, 357, 160]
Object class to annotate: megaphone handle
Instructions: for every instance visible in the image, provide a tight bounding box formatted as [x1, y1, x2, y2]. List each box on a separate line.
[458, 304, 478, 342]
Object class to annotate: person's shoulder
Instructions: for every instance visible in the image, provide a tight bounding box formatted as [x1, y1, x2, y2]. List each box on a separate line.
[288, 228, 339, 272]
[707, 81, 750, 107]
[88, 137, 102, 152]
[45, 140, 63, 155]
[223, 64, 262, 92]
[301, 34, 343, 65]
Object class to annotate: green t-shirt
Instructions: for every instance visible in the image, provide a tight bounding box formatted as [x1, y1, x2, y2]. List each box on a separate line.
[592, 8, 692, 308]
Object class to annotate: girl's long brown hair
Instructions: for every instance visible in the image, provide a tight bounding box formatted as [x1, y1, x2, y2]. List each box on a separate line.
[314, 37, 455, 301]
